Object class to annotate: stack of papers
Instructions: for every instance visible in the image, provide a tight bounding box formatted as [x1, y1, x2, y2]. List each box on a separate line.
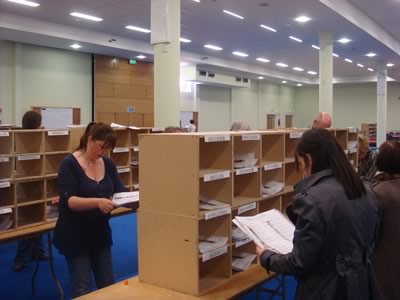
[200, 195, 230, 210]
[261, 181, 285, 196]
[232, 226, 249, 242]
[198, 235, 229, 254]
[0, 208, 13, 231]
[234, 153, 258, 169]
[232, 251, 257, 271]
[112, 191, 139, 207]
[233, 209, 295, 254]
[46, 205, 59, 220]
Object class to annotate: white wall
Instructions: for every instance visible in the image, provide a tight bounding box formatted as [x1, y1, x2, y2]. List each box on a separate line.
[0, 41, 14, 125]
[231, 83, 259, 130]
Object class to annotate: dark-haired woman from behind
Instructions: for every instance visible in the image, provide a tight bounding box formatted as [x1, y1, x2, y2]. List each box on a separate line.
[372, 140, 400, 300]
[53, 122, 127, 298]
[256, 128, 380, 300]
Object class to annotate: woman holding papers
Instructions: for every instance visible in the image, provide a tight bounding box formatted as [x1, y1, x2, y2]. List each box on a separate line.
[256, 128, 380, 300]
[53, 122, 127, 298]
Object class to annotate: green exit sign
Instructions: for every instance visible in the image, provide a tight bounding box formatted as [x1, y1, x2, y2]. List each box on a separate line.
[129, 58, 137, 65]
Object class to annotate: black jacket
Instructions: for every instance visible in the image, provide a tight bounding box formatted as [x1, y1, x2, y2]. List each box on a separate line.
[260, 169, 380, 300]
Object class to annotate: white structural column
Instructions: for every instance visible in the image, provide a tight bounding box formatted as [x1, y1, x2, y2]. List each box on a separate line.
[376, 61, 387, 147]
[319, 32, 333, 117]
[151, 0, 181, 127]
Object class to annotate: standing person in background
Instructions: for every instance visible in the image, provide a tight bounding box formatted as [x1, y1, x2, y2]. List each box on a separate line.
[186, 119, 196, 132]
[13, 111, 48, 272]
[312, 112, 332, 128]
[230, 120, 251, 131]
[256, 128, 380, 300]
[53, 122, 127, 298]
[358, 134, 378, 181]
[372, 140, 400, 300]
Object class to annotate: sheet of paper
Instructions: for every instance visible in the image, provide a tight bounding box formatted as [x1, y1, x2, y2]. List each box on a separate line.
[232, 252, 257, 271]
[112, 191, 139, 206]
[198, 235, 229, 254]
[200, 195, 230, 210]
[261, 181, 285, 196]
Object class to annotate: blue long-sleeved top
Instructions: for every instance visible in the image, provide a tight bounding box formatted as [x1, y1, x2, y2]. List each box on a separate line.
[53, 154, 127, 256]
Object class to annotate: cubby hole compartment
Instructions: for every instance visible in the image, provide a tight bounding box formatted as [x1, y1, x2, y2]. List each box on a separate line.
[0, 133, 12, 155]
[45, 153, 67, 175]
[110, 151, 130, 168]
[114, 128, 130, 148]
[15, 155, 44, 179]
[285, 162, 302, 189]
[130, 129, 148, 147]
[131, 148, 139, 166]
[233, 171, 261, 207]
[259, 195, 281, 213]
[45, 177, 59, 200]
[261, 167, 284, 197]
[0, 157, 13, 180]
[0, 208, 16, 232]
[199, 176, 233, 211]
[0, 182, 15, 207]
[284, 133, 301, 162]
[46, 201, 59, 221]
[17, 202, 45, 227]
[335, 130, 348, 151]
[131, 166, 139, 190]
[281, 192, 295, 215]
[233, 135, 261, 167]
[117, 168, 131, 188]
[14, 130, 43, 154]
[16, 180, 45, 204]
[44, 132, 70, 152]
[200, 138, 232, 172]
[231, 206, 257, 258]
[261, 133, 284, 164]
[231, 242, 257, 273]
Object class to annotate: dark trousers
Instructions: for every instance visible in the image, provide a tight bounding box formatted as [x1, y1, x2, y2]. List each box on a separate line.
[65, 247, 114, 299]
[14, 235, 46, 264]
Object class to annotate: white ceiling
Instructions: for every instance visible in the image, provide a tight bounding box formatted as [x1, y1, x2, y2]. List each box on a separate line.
[0, 0, 399, 84]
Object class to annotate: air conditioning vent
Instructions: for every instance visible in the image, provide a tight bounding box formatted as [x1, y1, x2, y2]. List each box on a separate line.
[243, 78, 249, 83]
[199, 70, 207, 76]
[235, 77, 242, 82]
[208, 72, 215, 78]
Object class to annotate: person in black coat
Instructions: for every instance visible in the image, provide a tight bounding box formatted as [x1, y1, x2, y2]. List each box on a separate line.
[257, 128, 381, 300]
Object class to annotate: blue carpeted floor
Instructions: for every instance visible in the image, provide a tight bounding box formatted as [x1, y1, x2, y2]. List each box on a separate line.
[0, 213, 296, 299]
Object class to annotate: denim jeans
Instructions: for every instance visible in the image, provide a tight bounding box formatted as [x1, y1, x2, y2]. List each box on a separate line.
[65, 247, 114, 299]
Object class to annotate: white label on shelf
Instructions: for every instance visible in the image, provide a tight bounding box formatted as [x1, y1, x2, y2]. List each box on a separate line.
[151, 127, 164, 132]
[0, 207, 12, 214]
[204, 171, 230, 182]
[238, 202, 257, 215]
[47, 130, 69, 136]
[204, 207, 231, 220]
[264, 162, 283, 171]
[348, 127, 358, 133]
[18, 154, 40, 161]
[241, 134, 260, 141]
[202, 246, 228, 262]
[235, 237, 252, 248]
[0, 156, 9, 162]
[133, 183, 139, 189]
[236, 166, 258, 176]
[204, 135, 230, 143]
[290, 132, 303, 139]
[132, 146, 139, 152]
[113, 147, 129, 153]
[0, 181, 11, 188]
[117, 167, 130, 174]
[349, 148, 357, 154]
[0, 131, 10, 137]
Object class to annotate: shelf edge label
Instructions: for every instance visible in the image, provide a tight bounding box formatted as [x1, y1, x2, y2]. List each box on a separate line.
[204, 171, 230, 182]
[204, 207, 231, 220]
[289, 132, 303, 139]
[236, 166, 258, 175]
[18, 154, 40, 161]
[0, 132, 10, 137]
[238, 202, 257, 215]
[348, 127, 358, 133]
[117, 167, 130, 173]
[202, 246, 228, 262]
[0, 207, 12, 214]
[113, 147, 129, 153]
[241, 134, 260, 141]
[0, 156, 10, 162]
[204, 135, 230, 143]
[47, 130, 69, 136]
[132, 146, 139, 152]
[263, 162, 283, 171]
[0, 181, 11, 188]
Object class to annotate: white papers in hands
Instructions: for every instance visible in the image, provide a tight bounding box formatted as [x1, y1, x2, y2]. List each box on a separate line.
[232, 252, 257, 271]
[234, 153, 258, 169]
[261, 181, 284, 196]
[199, 195, 230, 210]
[232, 209, 295, 254]
[112, 191, 139, 206]
[198, 235, 229, 254]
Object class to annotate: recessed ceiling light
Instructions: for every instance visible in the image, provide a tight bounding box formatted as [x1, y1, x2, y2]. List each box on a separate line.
[345, 58, 353, 63]
[180, 38, 192, 43]
[136, 55, 146, 59]
[180, 62, 189, 66]
[70, 12, 103, 22]
[365, 52, 377, 57]
[281, 81, 287, 84]
[293, 67, 304, 71]
[223, 10, 243, 19]
[193, 0, 200, 2]
[232, 51, 248, 57]
[256, 57, 270, 63]
[260, 24, 277, 32]
[125, 25, 151, 33]
[387, 63, 395, 67]
[338, 38, 351, 44]
[70, 44, 82, 49]
[294, 15, 311, 23]
[357, 63, 364, 68]
[307, 71, 318, 75]
[7, 0, 39, 7]
[204, 44, 223, 51]
[333, 53, 339, 58]
[368, 68, 374, 72]
[276, 62, 288, 68]
[297, 83, 303, 86]
[258, 76, 264, 80]
[289, 36, 303, 43]
[312, 45, 320, 50]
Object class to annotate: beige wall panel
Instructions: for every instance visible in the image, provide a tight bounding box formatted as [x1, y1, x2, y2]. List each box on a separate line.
[96, 82, 114, 97]
[129, 113, 144, 126]
[115, 113, 130, 125]
[97, 97, 153, 114]
[146, 86, 154, 99]
[130, 71, 153, 86]
[114, 84, 147, 99]
[97, 111, 115, 124]
[146, 63, 154, 74]
[96, 68, 130, 84]
[143, 114, 154, 127]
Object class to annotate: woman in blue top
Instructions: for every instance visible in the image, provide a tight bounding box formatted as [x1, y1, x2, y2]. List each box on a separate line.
[53, 122, 127, 298]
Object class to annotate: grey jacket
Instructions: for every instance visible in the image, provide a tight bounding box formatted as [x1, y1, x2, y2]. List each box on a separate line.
[260, 169, 380, 300]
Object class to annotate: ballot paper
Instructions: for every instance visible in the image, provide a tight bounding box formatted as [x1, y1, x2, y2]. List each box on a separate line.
[234, 153, 258, 169]
[261, 181, 285, 196]
[199, 195, 230, 210]
[233, 209, 295, 254]
[112, 191, 139, 206]
[198, 235, 229, 254]
[232, 252, 257, 271]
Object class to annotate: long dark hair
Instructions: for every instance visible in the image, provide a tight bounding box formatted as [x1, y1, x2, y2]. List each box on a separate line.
[295, 128, 365, 199]
[76, 122, 116, 151]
